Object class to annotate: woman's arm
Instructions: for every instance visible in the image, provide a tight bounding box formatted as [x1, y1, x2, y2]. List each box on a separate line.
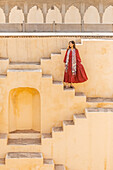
[63, 49, 68, 63]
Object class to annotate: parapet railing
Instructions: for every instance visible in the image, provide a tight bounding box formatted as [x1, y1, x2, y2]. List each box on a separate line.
[0, 21, 113, 32]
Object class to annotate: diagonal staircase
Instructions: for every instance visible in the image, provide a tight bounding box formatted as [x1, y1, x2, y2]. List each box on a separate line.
[0, 44, 112, 169]
[0, 152, 66, 170]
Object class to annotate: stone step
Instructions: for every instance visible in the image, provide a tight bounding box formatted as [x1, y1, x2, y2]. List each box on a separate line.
[52, 127, 64, 138]
[63, 120, 75, 130]
[74, 113, 87, 119]
[5, 152, 65, 169]
[86, 97, 113, 103]
[6, 152, 42, 159]
[0, 57, 9, 60]
[42, 74, 53, 84]
[52, 127, 63, 133]
[7, 68, 42, 72]
[9, 129, 41, 139]
[51, 53, 61, 60]
[0, 158, 5, 165]
[53, 81, 63, 85]
[41, 57, 51, 61]
[63, 120, 74, 126]
[75, 92, 86, 97]
[9, 62, 41, 69]
[6, 152, 43, 167]
[55, 164, 66, 170]
[8, 138, 41, 145]
[42, 74, 52, 78]
[85, 107, 113, 113]
[42, 133, 52, 139]
[0, 133, 7, 139]
[86, 97, 113, 108]
[43, 158, 54, 165]
[63, 86, 75, 91]
[53, 81, 64, 90]
[51, 52, 61, 56]
[0, 74, 7, 78]
[73, 113, 87, 124]
[43, 158, 54, 169]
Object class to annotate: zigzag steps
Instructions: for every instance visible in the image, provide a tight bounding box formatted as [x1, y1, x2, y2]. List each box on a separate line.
[1, 107, 113, 169]
[0, 47, 82, 77]
[7, 112, 87, 148]
[7, 107, 113, 147]
[0, 152, 66, 169]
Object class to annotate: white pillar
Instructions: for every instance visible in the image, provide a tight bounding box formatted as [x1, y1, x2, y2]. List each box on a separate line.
[5, 2, 9, 23]
[99, 2, 104, 23]
[80, 3, 85, 31]
[24, 2, 28, 23]
[61, 3, 66, 23]
[43, 3, 47, 23]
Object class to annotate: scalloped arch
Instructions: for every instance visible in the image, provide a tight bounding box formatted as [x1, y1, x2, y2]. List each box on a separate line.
[65, 5, 81, 23]
[84, 5, 100, 23]
[9, 5, 24, 23]
[27, 5, 43, 23]
[46, 5, 62, 23]
[0, 7, 5, 23]
[103, 5, 113, 23]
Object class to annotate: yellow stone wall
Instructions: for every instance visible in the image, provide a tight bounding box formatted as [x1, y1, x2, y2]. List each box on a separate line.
[0, 37, 112, 97]
[0, 37, 112, 169]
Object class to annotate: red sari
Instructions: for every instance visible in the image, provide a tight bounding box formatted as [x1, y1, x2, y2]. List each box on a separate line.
[63, 48, 88, 83]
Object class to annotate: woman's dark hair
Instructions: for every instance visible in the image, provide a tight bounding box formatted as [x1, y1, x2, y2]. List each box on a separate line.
[69, 40, 76, 49]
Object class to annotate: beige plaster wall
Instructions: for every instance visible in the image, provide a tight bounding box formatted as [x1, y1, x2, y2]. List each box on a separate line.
[0, 37, 112, 98]
[0, 37, 112, 169]
[0, 37, 112, 134]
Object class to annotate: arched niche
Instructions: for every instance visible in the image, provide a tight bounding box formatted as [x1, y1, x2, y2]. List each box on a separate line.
[84, 6, 100, 23]
[103, 6, 113, 23]
[8, 87, 41, 132]
[46, 5, 62, 23]
[65, 5, 81, 23]
[0, 8, 5, 23]
[9, 6, 24, 23]
[27, 6, 43, 23]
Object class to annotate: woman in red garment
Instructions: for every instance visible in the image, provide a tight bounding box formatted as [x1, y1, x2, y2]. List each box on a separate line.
[63, 40, 88, 88]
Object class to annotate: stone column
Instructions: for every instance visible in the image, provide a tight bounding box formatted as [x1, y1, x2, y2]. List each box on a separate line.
[4, 2, 9, 23]
[42, 3, 47, 23]
[81, 14, 84, 31]
[23, 2, 28, 23]
[80, 3, 85, 31]
[99, 2, 104, 23]
[99, 13, 103, 23]
[61, 3, 65, 23]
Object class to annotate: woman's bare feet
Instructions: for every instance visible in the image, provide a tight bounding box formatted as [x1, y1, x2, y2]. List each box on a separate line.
[69, 83, 75, 88]
[64, 84, 69, 89]
[70, 85, 74, 88]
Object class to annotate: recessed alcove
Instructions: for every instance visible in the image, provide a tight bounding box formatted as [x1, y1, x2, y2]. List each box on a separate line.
[8, 87, 40, 132]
